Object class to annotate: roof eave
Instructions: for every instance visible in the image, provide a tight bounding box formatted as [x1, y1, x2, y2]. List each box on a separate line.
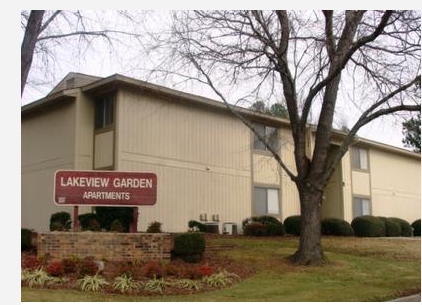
[21, 89, 78, 116]
[82, 74, 291, 127]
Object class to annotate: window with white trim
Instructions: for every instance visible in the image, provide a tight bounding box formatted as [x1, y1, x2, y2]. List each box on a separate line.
[351, 147, 369, 170]
[352, 197, 371, 218]
[253, 187, 280, 215]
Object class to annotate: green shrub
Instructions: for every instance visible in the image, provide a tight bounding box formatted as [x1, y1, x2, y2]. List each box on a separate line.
[110, 219, 125, 232]
[242, 216, 285, 236]
[95, 207, 133, 232]
[411, 219, 421, 236]
[284, 215, 301, 235]
[243, 221, 266, 236]
[378, 217, 401, 237]
[78, 213, 98, 230]
[49, 211, 71, 231]
[188, 220, 207, 232]
[146, 221, 162, 233]
[321, 218, 354, 236]
[388, 217, 412, 237]
[21, 228, 34, 251]
[351, 215, 386, 237]
[172, 232, 205, 263]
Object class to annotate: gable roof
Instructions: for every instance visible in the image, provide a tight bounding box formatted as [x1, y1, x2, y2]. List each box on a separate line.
[48, 72, 102, 95]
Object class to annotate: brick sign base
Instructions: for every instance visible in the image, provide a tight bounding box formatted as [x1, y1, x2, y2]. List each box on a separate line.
[37, 232, 173, 262]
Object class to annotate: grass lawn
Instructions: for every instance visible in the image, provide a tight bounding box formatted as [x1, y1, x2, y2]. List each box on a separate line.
[21, 235, 420, 302]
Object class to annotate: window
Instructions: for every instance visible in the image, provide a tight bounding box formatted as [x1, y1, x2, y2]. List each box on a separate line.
[253, 123, 278, 151]
[353, 197, 371, 218]
[95, 93, 115, 129]
[253, 187, 280, 215]
[351, 147, 368, 170]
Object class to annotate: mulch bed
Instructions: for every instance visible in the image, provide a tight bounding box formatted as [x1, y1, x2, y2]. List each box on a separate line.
[21, 236, 255, 296]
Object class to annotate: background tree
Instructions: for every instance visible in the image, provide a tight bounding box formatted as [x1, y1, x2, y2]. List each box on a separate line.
[20, 10, 146, 99]
[249, 101, 289, 118]
[402, 114, 421, 153]
[148, 10, 421, 265]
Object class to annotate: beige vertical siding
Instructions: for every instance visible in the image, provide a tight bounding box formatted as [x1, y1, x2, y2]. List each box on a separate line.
[94, 130, 114, 169]
[116, 89, 252, 232]
[74, 92, 95, 169]
[369, 149, 420, 223]
[252, 154, 281, 185]
[21, 100, 76, 232]
[322, 164, 343, 219]
[341, 152, 354, 222]
[351, 171, 371, 196]
[278, 127, 300, 220]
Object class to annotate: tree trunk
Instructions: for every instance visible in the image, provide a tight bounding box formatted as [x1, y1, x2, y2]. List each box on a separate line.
[21, 10, 44, 96]
[291, 183, 325, 265]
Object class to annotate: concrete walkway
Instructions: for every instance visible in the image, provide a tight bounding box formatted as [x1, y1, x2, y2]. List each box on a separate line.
[388, 293, 421, 302]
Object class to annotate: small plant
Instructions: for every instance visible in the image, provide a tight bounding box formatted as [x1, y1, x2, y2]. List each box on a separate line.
[142, 261, 164, 279]
[21, 255, 41, 270]
[163, 262, 182, 277]
[171, 279, 202, 291]
[143, 276, 167, 294]
[77, 273, 109, 292]
[146, 221, 162, 233]
[46, 260, 65, 277]
[202, 270, 240, 287]
[62, 257, 79, 274]
[79, 258, 99, 276]
[22, 267, 56, 288]
[198, 264, 213, 277]
[112, 274, 142, 293]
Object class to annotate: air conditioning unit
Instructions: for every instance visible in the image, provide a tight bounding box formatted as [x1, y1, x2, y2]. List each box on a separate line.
[223, 222, 237, 235]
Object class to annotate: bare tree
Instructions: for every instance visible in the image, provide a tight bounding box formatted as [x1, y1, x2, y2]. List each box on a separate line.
[21, 10, 147, 99]
[149, 10, 421, 265]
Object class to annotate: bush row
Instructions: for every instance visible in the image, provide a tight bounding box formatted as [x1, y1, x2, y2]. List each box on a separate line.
[282, 215, 420, 237]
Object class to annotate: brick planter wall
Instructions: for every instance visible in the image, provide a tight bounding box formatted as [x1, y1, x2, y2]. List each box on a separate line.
[38, 232, 173, 262]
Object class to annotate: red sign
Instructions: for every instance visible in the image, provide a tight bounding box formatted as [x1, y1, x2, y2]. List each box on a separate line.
[54, 170, 157, 206]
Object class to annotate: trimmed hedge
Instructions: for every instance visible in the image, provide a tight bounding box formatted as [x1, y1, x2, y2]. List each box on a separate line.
[411, 219, 421, 236]
[21, 228, 34, 251]
[242, 215, 285, 236]
[172, 232, 206, 263]
[378, 217, 401, 237]
[50, 211, 71, 231]
[351, 215, 386, 237]
[284, 215, 301, 236]
[95, 207, 133, 232]
[388, 217, 412, 237]
[321, 218, 354, 236]
[78, 213, 98, 230]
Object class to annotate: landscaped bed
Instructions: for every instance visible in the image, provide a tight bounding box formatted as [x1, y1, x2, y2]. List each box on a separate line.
[21, 234, 421, 302]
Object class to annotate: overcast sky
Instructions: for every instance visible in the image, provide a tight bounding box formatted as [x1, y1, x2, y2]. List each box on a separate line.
[20, 8, 419, 150]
